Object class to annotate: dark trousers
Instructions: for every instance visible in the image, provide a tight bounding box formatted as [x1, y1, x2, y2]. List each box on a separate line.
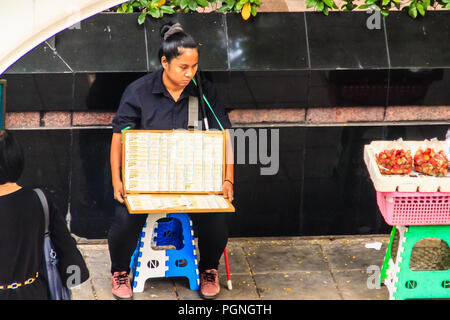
[107, 203, 229, 274]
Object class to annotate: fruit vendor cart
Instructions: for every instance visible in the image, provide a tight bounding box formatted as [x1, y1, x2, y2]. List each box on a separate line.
[364, 140, 450, 300]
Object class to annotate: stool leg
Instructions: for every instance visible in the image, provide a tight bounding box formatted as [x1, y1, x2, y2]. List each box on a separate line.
[380, 226, 396, 286]
[129, 238, 141, 284]
[384, 226, 407, 300]
[132, 214, 168, 293]
[223, 248, 232, 290]
[165, 213, 200, 291]
[380, 227, 392, 285]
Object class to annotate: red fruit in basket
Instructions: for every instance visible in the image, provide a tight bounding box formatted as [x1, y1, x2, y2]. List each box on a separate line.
[376, 148, 412, 175]
[414, 148, 449, 177]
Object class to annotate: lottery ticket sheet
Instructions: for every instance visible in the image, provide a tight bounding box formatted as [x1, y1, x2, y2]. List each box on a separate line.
[122, 130, 234, 214]
[125, 194, 233, 214]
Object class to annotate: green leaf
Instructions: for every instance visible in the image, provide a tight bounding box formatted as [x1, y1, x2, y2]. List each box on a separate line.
[416, 3, 425, 15]
[323, 6, 329, 14]
[189, 0, 197, 11]
[323, 0, 334, 7]
[180, 0, 189, 9]
[408, 6, 417, 18]
[161, 5, 176, 13]
[138, 12, 147, 24]
[251, 4, 257, 16]
[235, 0, 246, 8]
[188, 0, 198, 11]
[358, 4, 370, 9]
[382, 0, 390, 5]
[316, 1, 324, 11]
[197, 0, 209, 7]
[381, 8, 389, 16]
[306, 0, 317, 8]
[148, 7, 161, 17]
[217, 4, 229, 12]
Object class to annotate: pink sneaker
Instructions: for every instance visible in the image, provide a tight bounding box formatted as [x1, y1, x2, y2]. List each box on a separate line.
[199, 269, 220, 299]
[111, 271, 133, 300]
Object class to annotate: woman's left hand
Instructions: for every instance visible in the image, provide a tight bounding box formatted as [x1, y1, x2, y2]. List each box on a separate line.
[222, 180, 233, 202]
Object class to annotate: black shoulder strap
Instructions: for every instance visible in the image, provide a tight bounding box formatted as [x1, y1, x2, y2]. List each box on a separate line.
[34, 188, 49, 235]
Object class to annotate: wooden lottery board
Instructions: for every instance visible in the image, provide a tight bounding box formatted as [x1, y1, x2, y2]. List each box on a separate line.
[122, 129, 235, 214]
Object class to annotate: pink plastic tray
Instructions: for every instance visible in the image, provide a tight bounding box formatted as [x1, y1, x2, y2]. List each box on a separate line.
[376, 192, 450, 226]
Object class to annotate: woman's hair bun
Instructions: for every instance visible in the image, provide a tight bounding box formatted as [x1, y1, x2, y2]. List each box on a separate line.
[160, 23, 172, 38]
[160, 22, 185, 41]
[158, 22, 197, 62]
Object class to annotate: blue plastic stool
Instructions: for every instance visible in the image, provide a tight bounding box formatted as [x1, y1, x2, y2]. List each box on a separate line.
[130, 212, 200, 292]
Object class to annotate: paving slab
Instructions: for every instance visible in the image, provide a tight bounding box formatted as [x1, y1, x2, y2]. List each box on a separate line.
[332, 270, 390, 300]
[322, 237, 389, 271]
[218, 242, 251, 275]
[70, 277, 95, 300]
[254, 271, 341, 300]
[133, 278, 178, 300]
[242, 240, 329, 273]
[78, 245, 113, 300]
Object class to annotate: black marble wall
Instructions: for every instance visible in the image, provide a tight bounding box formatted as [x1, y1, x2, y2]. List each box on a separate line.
[4, 11, 450, 238]
[11, 124, 450, 239]
[5, 68, 450, 111]
[3, 12, 450, 112]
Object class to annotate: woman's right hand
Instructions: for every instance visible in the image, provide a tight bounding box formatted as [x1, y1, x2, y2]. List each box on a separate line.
[113, 180, 125, 203]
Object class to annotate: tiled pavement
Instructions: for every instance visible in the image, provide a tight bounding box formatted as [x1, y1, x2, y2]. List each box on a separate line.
[71, 235, 391, 300]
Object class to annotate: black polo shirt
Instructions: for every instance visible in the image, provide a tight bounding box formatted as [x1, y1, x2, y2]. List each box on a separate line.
[112, 69, 231, 133]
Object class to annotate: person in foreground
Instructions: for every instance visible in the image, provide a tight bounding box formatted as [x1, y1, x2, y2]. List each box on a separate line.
[0, 129, 89, 300]
[108, 22, 234, 300]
